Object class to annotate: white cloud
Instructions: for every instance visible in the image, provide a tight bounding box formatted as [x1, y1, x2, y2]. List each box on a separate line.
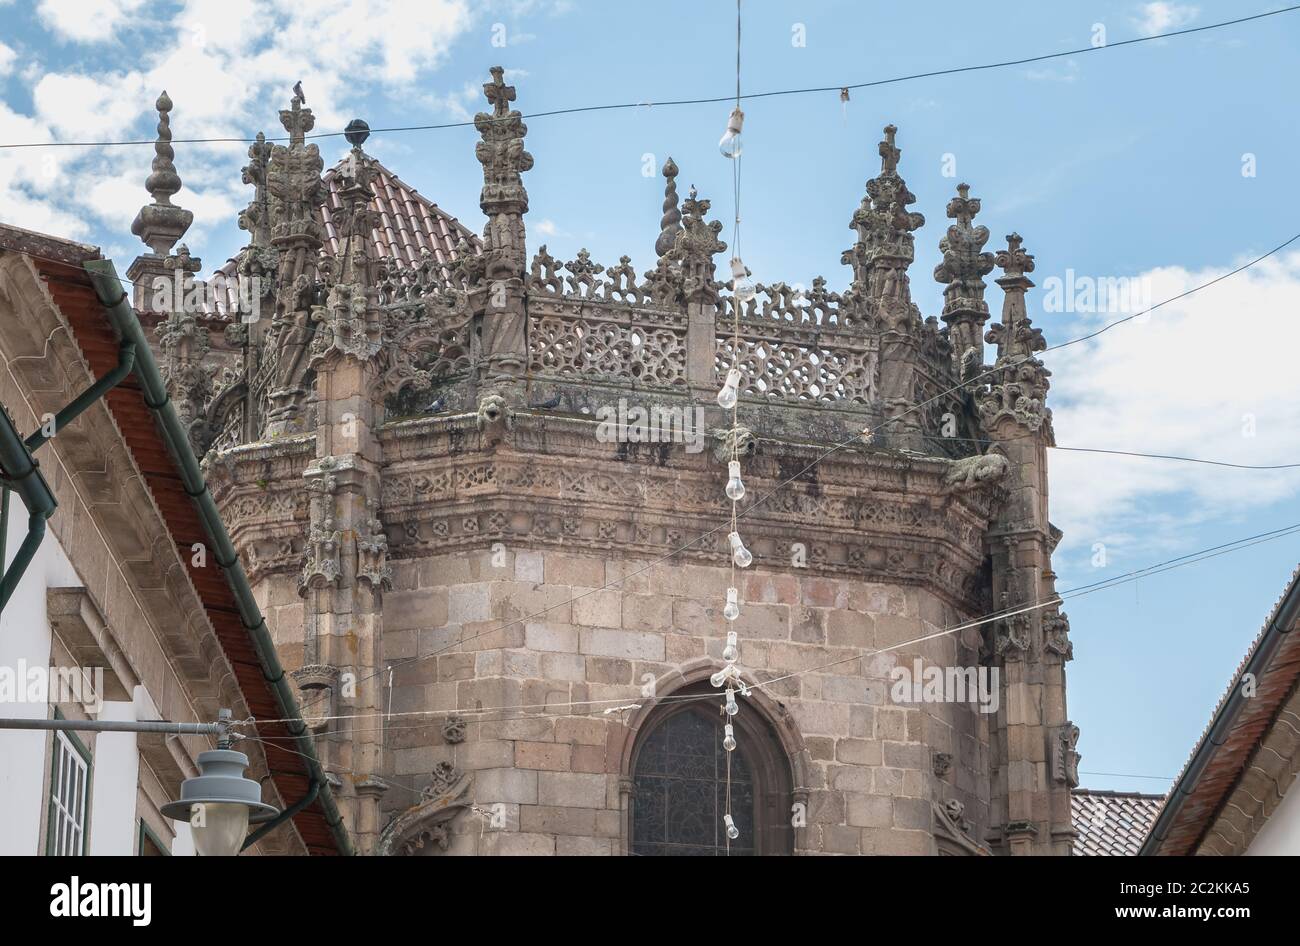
[1045, 250, 1300, 565]
[36, 0, 145, 43]
[3, 0, 492, 260]
[0, 41, 16, 77]
[1134, 2, 1199, 37]
[1025, 60, 1080, 84]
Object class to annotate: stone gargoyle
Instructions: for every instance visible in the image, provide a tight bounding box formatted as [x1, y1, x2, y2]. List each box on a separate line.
[943, 452, 1009, 493]
[476, 392, 515, 431]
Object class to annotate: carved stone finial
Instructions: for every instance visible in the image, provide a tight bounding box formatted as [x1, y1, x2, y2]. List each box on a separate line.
[655, 157, 683, 259]
[131, 91, 193, 256]
[843, 123, 924, 318]
[879, 123, 901, 175]
[977, 234, 1053, 436]
[475, 65, 533, 279]
[280, 92, 316, 149]
[238, 131, 274, 248]
[996, 232, 1035, 280]
[145, 91, 181, 205]
[670, 184, 726, 304]
[935, 182, 995, 378]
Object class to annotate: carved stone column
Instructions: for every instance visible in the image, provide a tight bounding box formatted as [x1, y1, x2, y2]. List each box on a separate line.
[977, 233, 1075, 855]
[298, 145, 390, 853]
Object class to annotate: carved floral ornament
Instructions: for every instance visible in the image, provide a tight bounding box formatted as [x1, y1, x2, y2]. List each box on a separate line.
[375, 764, 473, 857]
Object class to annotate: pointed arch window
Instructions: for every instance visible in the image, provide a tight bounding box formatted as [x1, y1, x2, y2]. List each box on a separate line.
[629, 682, 793, 856]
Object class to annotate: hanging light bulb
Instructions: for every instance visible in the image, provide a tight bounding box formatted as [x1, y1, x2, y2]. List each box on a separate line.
[725, 460, 746, 502]
[723, 723, 737, 752]
[722, 630, 738, 663]
[718, 106, 744, 158]
[717, 367, 742, 409]
[728, 531, 753, 568]
[724, 813, 740, 840]
[723, 587, 740, 623]
[725, 687, 738, 716]
[730, 257, 756, 306]
[712, 663, 740, 688]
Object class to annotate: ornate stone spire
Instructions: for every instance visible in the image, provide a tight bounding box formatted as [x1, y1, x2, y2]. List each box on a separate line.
[262, 86, 327, 435]
[843, 124, 924, 326]
[131, 92, 192, 257]
[977, 233, 1052, 435]
[655, 156, 682, 259]
[332, 138, 380, 291]
[238, 132, 273, 249]
[475, 65, 533, 280]
[934, 183, 995, 380]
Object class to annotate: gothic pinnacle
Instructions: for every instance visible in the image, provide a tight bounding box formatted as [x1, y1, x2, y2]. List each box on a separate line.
[131, 90, 193, 257]
[655, 156, 682, 258]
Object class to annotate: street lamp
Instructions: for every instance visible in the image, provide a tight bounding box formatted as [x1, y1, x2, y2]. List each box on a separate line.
[159, 711, 278, 856]
[1, 707, 279, 856]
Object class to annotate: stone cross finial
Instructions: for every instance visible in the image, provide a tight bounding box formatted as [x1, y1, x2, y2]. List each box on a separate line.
[996, 232, 1035, 280]
[484, 65, 515, 118]
[474, 65, 532, 281]
[280, 94, 315, 149]
[879, 124, 900, 175]
[948, 183, 978, 228]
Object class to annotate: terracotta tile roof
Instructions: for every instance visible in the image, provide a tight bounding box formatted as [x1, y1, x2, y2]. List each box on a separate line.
[208, 156, 480, 316]
[1072, 789, 1165, 856]
[321, 158, 480, 276]
[1141, 563, 1300, 855]
[0, 224, 343, 855]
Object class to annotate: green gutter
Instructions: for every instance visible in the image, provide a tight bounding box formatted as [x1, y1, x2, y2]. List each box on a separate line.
[83, 260, 355, 857]
[1139, 571, 1300, 855]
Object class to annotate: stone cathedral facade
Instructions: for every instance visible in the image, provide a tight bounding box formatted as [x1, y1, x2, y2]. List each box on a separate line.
[126, 67, 1077, 856]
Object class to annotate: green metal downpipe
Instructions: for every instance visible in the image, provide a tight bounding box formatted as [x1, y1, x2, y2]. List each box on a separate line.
[0, 406, 56, 613]
[25, 339, 136, 453]
[242, 777, 320, 852]
[1, 332, 136, 614]
[83, 259, 354, 856]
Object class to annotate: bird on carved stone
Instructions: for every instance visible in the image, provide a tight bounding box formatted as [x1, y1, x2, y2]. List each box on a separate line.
[293, 80, 306, 104]
[423, 396, 446, 413]
[530, 393, 562, 410]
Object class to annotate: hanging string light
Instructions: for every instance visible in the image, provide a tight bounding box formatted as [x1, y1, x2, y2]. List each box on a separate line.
[710, 0, 748, 854]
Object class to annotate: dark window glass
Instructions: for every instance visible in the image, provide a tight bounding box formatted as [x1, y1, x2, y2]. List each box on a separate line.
[632, 708, 755, 856]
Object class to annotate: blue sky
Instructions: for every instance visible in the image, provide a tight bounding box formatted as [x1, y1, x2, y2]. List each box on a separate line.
[2, 0, 1299, 794]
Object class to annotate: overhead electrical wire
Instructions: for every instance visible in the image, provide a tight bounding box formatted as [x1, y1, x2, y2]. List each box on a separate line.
[0, 4, 1295, 151]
